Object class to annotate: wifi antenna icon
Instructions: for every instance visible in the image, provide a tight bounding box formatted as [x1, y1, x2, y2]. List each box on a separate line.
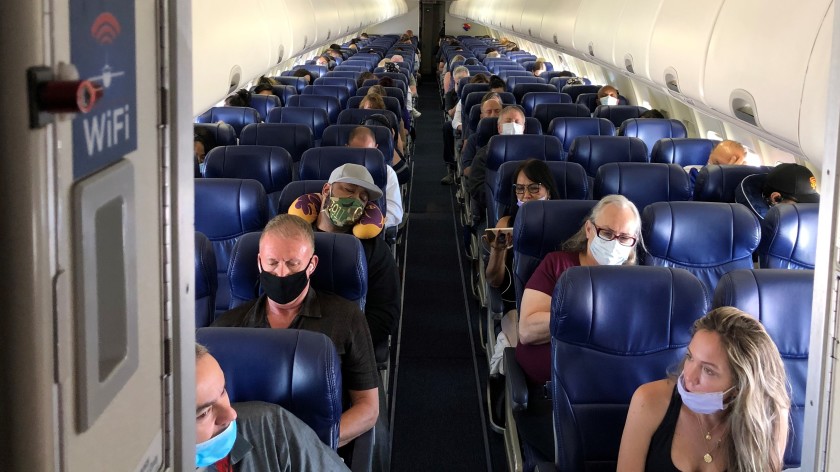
[91, 13, 121, 45]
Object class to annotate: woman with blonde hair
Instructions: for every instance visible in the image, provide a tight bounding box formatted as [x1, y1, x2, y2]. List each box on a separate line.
[618, 307, 790, 472]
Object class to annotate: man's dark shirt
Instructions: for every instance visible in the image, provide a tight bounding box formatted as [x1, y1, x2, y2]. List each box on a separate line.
[444, 89, 458, 116]
[213, 289, 378, 392]
[357, 235, 401, 347]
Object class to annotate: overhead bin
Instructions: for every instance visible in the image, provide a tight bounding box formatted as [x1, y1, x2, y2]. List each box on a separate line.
[499, 0, 527, 35]
[275, 0, 316, 56]
[573, 0, 625, 61]
[798, 2, 833, 167]
[649, 1, 723, 100]
[312, 0, 343, 45]
[520, 7, 543, 40]
[539, 0, 584, 50]
[704, 0, 832, 146]
[611, 0, 664, 81]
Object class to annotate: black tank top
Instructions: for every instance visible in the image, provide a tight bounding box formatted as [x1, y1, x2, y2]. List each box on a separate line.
[645, 385, 683, 472]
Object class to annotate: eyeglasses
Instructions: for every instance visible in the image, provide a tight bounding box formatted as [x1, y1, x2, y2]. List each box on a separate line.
[593, 224, 637, 247]
[513, 183, 543, 196]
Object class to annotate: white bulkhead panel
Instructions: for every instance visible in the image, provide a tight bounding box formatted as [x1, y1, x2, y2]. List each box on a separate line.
[520, 5, 544, 40]
[261, 1, 295, 69]
[649, 0, 724, 100]
[704, 0, 832, 143]
[313, 0, 344, 45]
[611, 0, 664, 81]
[573, 0, 625, 62]
[500, 0, 527, 35]
[539, 0, 584, 50]
[277, 0, 317, 55]
[355, 0, 377, 28]
[798, 2, 834, 167]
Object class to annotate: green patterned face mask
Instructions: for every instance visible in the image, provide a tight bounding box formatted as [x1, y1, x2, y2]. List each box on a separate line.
[325, 193, 365, 227]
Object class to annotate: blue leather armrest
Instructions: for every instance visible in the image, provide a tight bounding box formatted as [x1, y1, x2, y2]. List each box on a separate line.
[350, 426, 374, 472]
[504, 347, 529, 410]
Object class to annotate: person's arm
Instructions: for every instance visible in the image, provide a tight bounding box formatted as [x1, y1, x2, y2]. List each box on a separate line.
[617, 381, 671, 472]
[518, 288, 552, 344]
[443, 72, 452, 92]
[485, 217, 511, 288]
[363, 239, 401, 345]
[775, 406, 790, 469]
[339, 388, 379, 447]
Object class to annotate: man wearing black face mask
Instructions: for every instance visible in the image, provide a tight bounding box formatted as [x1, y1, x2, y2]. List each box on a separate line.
[212, 215, 379, 449]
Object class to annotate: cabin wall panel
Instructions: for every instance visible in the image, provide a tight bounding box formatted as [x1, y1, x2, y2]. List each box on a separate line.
[520, 8, 543, 40]
[538, 0, 584, 50]
[366, 1, 418, 36]
[612, 0, 664, 81]
[573, 0, 624, 61]
[799, 2, 833, 168]
[313, 0, 344, 45]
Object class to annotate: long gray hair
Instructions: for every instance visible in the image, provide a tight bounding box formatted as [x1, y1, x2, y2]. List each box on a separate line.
[561, 194, 643, 264]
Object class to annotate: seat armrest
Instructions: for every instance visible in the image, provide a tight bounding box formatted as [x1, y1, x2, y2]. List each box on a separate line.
[374, 338, 390, 365]
[534, 461, 557, 472]
[504, 347, 529, 411]
[350, 426, 374, 472]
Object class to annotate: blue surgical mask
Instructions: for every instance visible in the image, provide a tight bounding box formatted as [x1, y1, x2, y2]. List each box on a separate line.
[599, 96, 619, 106]
[676, 373, 735, 415]
[589, 235, 632, 266]
[195, 420, 237, 468]
[199, 162, 207, 175]
[500, 122, 524, 135]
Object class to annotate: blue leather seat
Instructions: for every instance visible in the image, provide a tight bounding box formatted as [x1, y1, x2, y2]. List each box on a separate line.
[541, 71, 578, 82]
[227, 231, 367, 310]
[194, 122, 237, 146]
[247, 94, 282, 121]
[238, 123, 314, 163]
[195, 106, 260, 137]
[693, 164, 772, 202]
[498, 70, 533, 81]
[533, 104, 592, 133]
[521, 92, 572, 117]
[512, 84, 558, 103]
[459, 83, 492, 107]
[576, 93, 630, 113]
[286, 95, 342, 124]
[461, 91, 516, 132]
[357, 85, 406, 110]
[464, 65, 489, 75]
[337, 64, 371, 73]
[293, 63, 327, 78]
[321, 124, 394, 164]
[298, 147, 388, 214]
[266, 84, 297, 106]
[492, 63, 527, 74]
[560, 84, 601, 102]
[277, 180, 328, 217]
[326, 70, 362, 80]
[545, 265, 709, 470]
[567, 136, 649, 184]
[505, 76, 546, 92]
[492, 161, 589, 225]
[550, 77, 592, 90]
[641, 201, 760, 297]
[337, 108, 401, 139]
[650, 138, 717, 166]
[548, 117, 615, 157]
[195, 328, 343, 449]
[203, 145, 294, 216]
[313, 76, 357, 95]
[194, 178, 268, 315]
[194, 231, 217, 329]
[275, 76, 307, 94]
[361, 78, 407, 95]
[266, 107, 330, 142]
[303, 84, 350, 109]
[593, 105, 651, 128]
[594, 162, 692, 213]
[758, 203, 818, 269]
[618, 119, 688, 158]
[346, 96, 404, 132]
[712, 268, 813, 468]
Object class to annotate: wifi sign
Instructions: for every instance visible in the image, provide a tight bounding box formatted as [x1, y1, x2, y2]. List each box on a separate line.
[91, 12, 121, 45]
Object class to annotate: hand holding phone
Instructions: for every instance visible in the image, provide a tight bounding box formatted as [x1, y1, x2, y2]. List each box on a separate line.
[483, 228, 513, 250]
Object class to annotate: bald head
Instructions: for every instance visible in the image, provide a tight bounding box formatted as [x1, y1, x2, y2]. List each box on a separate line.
[708, 140, 747, 165]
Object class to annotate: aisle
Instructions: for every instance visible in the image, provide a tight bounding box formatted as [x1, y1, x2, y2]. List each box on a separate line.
[388, 80, 505, 471]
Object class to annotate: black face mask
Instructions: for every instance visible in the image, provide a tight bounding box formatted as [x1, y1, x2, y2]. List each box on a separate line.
[259, 257, 312, 305]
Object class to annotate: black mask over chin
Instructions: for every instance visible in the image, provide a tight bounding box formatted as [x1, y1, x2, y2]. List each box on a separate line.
[259, 257, 312, 304]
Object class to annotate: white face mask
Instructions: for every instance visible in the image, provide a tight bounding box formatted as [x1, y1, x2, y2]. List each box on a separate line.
[677, 373, 736, 415]
[516, 195, 547, 207]
[500, 122, 524, 135]
[599, 96, 619, 106]
[589, 235, 633, 266]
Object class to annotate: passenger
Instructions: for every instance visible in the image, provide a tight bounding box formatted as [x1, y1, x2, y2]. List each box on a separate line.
[347, 126, 404, 228]
[485, 159, 560, 371]
[684, 140, 748, 193]
[736, 162, 820, 220]
[315, 55, 334, 70]
[357, 71, 375, 89]
[451, 68, 479, 134]
[597, 85, 620, 106]
[556, 70, 575, 78]
[377, 76, 394, 88]
[639, 109, 666, 119]
[360, 93, 406, 155]
[469, 74, 489, 85]
[253, 76, 277, 96]
[225, 89, 252, 107]
[390, 54, 417, 97]
[532, 59, 547, 77]
[440, 65, 470, 183]
[441, 55, 466, 93]
[617, 307, 790, 472]
[194, 126, 216, 177]
[517, 194, 642, 384]
[194, 343, 349, 471]
[212, 214, 380, 447]
[485, 50, 501, 59]
[489, 75, 506, 93]
[292, 68, 314, 84]
[485, 47, 498, 55]
[460, 93, 504, 179]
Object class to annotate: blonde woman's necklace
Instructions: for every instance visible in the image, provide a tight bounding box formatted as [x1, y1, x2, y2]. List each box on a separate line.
[694, 412, 724, 463]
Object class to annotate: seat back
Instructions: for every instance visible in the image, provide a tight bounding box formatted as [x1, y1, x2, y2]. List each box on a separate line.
[195, 328, 343, 449]
[303, 85, 350, 109]
[286, 95, 342, 124]
[550, 77, 592, 90]
[203, 145, 294, 216]
[618, 119, 688, 158]
[274, 76, 307, 94]
[266, 107, 330, 141]
[758, 203, 819, 269]
[195, 107, 260, 137]
[650, 138, 717, 166]
[357, 85, 406, 109]
[326, 70, 362, 80]
[512, 83, 558, 103]
[575, 93, 629, 113]
[594, 162, 692, 213]
[238, 123, 314, 163]
[194, 178, 268, 315]
[512, 200, 598, 308]
[694, 165, 773, 202]
[568, 136, 649, 178]
[336, 108, 400, 139]
[293, 63, 328, 78]
[194, 122, 237, 146]
[593, 105, 650, 128]
[313, 76, 357, 95]
[712, 268, 814, 468]
[276, 180, 329, 218]
[498, 70, 533, 81]
[227, 231, 368, 309]
[548, 117, 616, 156]
[460, 84, 492, 107]
[641, 201, 760, 296]
[492, 161, 589, 224]
[505, 75, 546, 92]
[298, 147, 388, 213]
[266, 84, 297, 106]
[534, 104, 592, 132]
[560, 84, 601, 102]
[550, 265, 709, 471]
[321, 124, 395, 164]
[521, 92, 572, 117]
[194, 231, 217, 329]
[247, 94, 282, 121]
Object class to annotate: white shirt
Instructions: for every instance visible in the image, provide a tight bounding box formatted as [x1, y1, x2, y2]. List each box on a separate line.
[385, 165, 403, 229]
[451, 100, 463, 131]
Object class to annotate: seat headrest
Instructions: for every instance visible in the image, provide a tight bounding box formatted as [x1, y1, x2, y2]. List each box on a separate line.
[194, 122, 237, 147]
[593, 105, 650, 128]
[485, 135, 563, 171]
[195, 107, 260, 137]
[568, 136, 649, 177]
[194, 178, 268, 239]
[650, 138, 716, 166]
[194, 231, 217, 329]
[203, 145, 293, 195]
[618, 119, 688, 157]
[495, 160, 589, 207]
[548, 117, 616, 153]
[594, 162, 691, 212]
[759, 203, 818, 269]
[521, 92, 572, 116]
[694, 164, 772, 202]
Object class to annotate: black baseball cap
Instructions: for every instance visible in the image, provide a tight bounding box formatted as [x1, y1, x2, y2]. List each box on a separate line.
[762, 163, 820, 203]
